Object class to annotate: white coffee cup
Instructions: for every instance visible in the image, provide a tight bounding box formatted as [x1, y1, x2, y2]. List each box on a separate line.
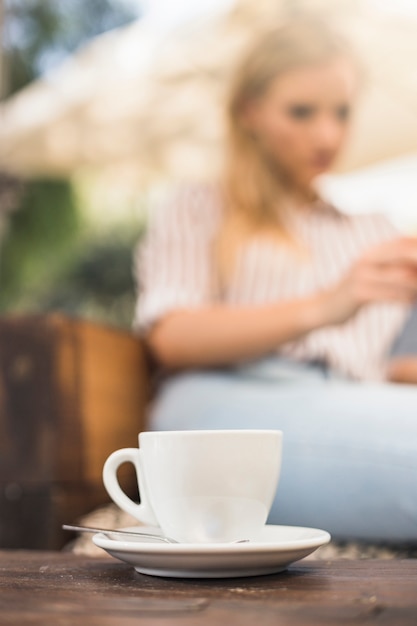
[103, 429, 282, 544]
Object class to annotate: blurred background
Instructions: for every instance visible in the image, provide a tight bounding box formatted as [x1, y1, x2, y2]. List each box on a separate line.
[1, 0, 417, 329]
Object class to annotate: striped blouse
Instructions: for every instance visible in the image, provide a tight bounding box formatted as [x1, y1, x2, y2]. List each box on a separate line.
[134, 184, 409, 381]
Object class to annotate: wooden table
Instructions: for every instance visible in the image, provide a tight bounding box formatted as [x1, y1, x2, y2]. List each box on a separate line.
[0, 551, 416, 625]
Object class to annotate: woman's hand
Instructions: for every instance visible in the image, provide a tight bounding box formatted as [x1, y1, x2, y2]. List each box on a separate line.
[387, 356, 417, 385]
[320, 237, 417, 326]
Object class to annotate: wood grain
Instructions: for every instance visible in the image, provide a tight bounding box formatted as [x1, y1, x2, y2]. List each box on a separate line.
[0, 551, 416, 625]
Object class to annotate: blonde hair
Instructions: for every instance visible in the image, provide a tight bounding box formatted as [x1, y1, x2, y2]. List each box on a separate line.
[217, 18, 356, 281]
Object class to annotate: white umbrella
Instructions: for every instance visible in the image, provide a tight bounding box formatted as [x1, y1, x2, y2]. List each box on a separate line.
[1, 0, 417, 184]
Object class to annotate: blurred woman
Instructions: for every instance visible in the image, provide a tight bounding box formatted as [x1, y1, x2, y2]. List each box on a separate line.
[134, 19, 417, 543]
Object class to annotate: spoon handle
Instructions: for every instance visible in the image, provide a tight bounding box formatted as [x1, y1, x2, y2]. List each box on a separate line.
[62, 524, 175, 543]
[63, 524, 249, 544]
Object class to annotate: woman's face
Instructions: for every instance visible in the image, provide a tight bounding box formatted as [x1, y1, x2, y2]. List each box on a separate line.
[243, 57, 358, 190]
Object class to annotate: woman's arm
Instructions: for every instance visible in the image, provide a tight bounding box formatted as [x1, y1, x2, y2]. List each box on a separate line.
[147, 236, 417, 369]
[147, 294, 330, 368]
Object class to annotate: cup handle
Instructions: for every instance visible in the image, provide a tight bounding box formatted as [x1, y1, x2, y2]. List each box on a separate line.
[102, 448, 158, 526]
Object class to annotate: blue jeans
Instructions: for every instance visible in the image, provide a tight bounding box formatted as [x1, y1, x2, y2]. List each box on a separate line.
[149, 357, 417, 544]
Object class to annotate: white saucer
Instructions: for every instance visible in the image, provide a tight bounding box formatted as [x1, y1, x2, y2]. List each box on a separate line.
[92, 525, 331, 578]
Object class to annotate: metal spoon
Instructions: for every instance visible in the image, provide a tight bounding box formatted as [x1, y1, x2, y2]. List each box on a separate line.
[63, 524, 249, 544]
[63, 524, 181, 543]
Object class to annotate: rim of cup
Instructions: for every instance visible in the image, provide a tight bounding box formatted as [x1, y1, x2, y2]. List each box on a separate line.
[140, 430, 282, 437]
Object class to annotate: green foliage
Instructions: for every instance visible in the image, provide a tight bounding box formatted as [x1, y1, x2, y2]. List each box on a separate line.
[4, 0, 139, 96]
[1, 0, 143, 328]
[0, 179, 80, 308]
[23, 226, 144, 329]
[0, 179, 145, 328]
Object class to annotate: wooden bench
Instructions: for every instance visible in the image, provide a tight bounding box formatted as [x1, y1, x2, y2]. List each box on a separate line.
[0, 314, 150, 549]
